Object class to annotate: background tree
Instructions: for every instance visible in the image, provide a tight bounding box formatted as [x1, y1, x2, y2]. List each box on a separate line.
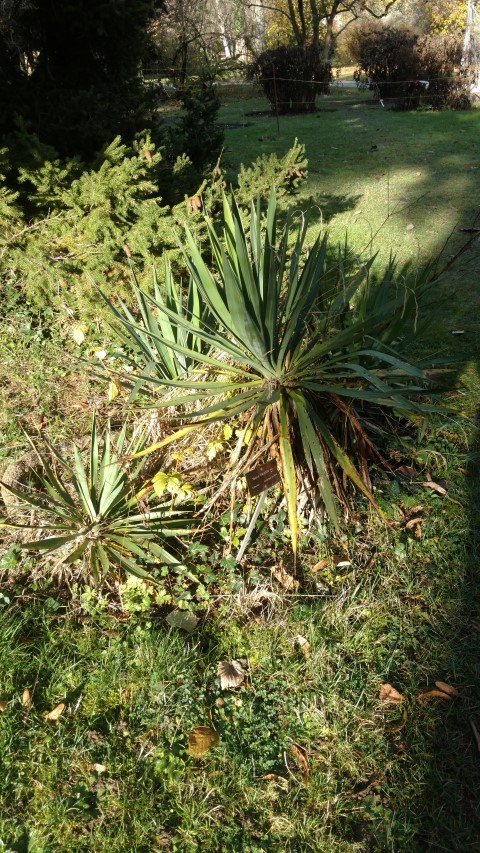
[0, 0, 164, 156]
[245, 0, 400, 60]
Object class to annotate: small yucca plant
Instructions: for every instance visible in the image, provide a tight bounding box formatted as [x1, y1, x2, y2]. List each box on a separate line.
[99, 264, 212, 388]
[103, 189, 450, 552]
[1, 417, 194, 581]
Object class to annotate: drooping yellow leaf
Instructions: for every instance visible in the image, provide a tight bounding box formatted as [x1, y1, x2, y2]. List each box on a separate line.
[187, 725, 219, 757]
[44, 702, 65, 720]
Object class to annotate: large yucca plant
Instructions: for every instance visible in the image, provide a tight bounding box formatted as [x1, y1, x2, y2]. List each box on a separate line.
[1, 417, 194, 581]
[102, 189, 449, 552]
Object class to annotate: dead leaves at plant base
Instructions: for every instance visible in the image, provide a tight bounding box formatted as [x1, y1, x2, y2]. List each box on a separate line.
[217, 659, 245, 690]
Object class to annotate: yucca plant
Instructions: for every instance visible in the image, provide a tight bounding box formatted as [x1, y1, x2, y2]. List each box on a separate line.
[1, 417, 194, 581]
[102, 189, 450, 552]
[98, 264, 212, 390]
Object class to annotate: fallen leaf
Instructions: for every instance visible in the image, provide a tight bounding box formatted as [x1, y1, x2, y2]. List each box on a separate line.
[395, 465, 415, 479]
[451, 330, 465, 335]
[435, 680, 460, 698]
[0, 700, 6, 712]
[217, 660, 245, 690]
[311, 558, 329, 573]
[260, 773, 288, 785]
[289, 744, 309, 780]
[107, 378, 123, 402]
[270, 566, 298, 590]
[406, 223, 415, 231]
[165, 610, 198, 633]
[21, 688, 31, 709]
[405, 516, 423, 530]
[92, 763, 107, 774]
[470, 719, 480, 753]
[417, 690, 451, 701]
[71, 324, 87, 345]
[44, 702, 65, 720]
[294, 635, 311, 659]
[379, 683, 403, 704]
[187, 725, 219, 757]
[422, 480, 447, 496]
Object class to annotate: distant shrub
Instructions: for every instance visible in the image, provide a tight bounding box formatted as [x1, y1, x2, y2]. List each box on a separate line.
[250, 44, 332, 114]
[348, 22, 471, 110]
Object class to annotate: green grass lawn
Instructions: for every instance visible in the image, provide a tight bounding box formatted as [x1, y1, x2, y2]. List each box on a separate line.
[1, 88, 480, 852]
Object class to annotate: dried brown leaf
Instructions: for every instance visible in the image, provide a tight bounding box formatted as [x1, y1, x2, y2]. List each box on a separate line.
[311, 558, 329, 573]
[289, 744, 309, 780]
[217, 660, 245, 690]
[0, 700, 6, 712]
[422, 480, 447, 496]
[187, 726, 219, 757]
[417, 690, 451, 701]
[271, 566, 298, 590]
[294, 635, 311, 659]
[21, 688, 31, 709]
[379, 683, 404, 704]
[435, 680, 460, 698]
[261, 773, 288, 784]
[44, 702, 65, 720]
[405, 516, 423, 530]
[395, 465, 415, 479]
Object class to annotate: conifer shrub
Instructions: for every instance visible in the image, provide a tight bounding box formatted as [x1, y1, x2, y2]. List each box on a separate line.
[236, 138, 307, 205]
[250, 45, 332, 114]
[0, 132, 308, 317]
[169, 81, 224, 172]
